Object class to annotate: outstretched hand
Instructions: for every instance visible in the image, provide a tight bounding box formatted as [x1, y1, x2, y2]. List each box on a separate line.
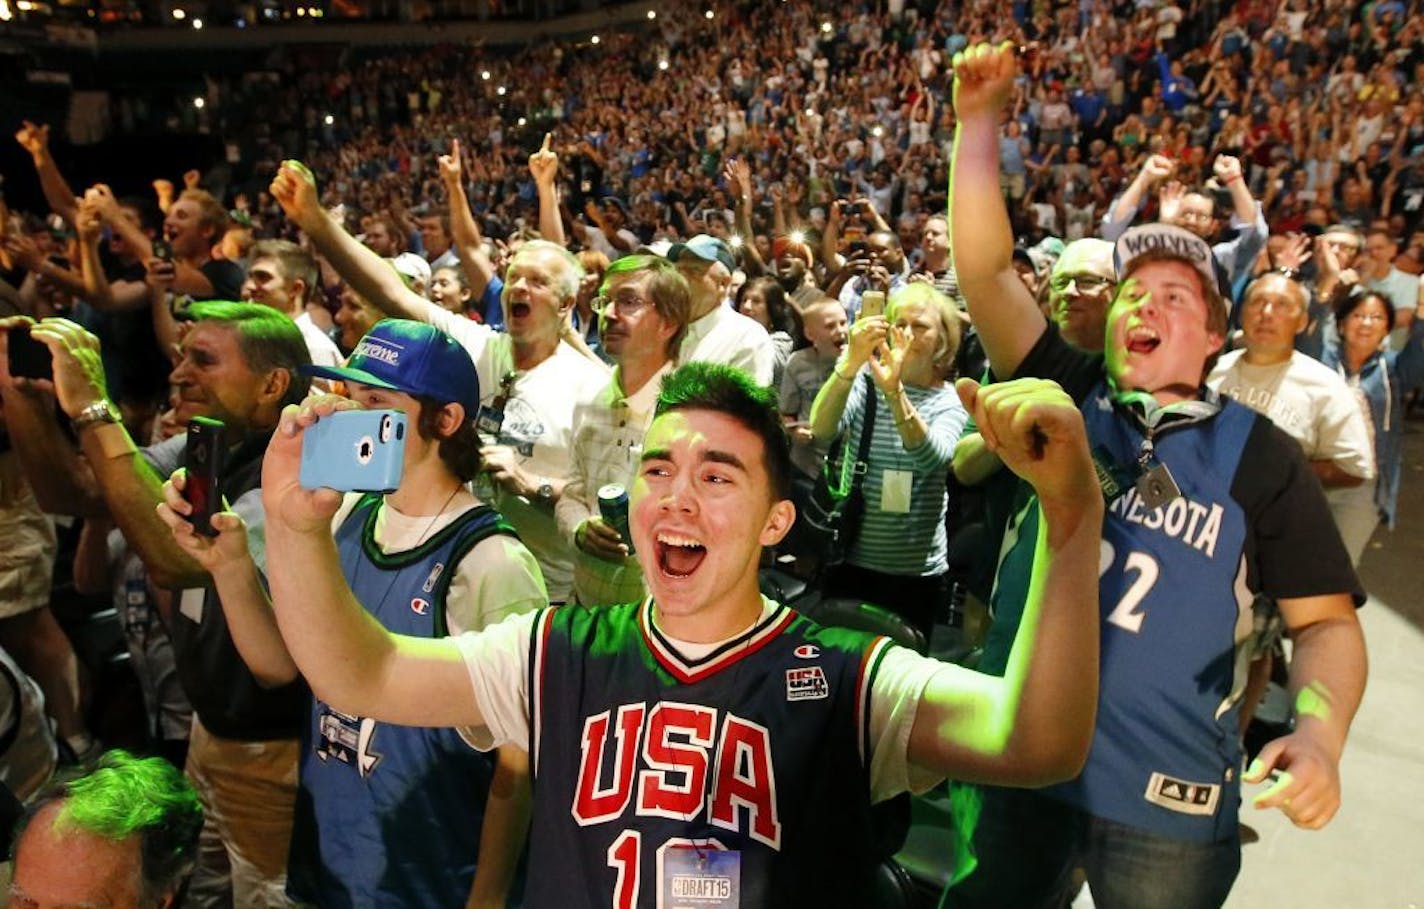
[951, 41, 1019, 121]
[954, 377, 1097, 509]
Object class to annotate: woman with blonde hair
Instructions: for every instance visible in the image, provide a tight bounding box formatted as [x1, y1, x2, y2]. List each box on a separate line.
[809, 283, 968, 640]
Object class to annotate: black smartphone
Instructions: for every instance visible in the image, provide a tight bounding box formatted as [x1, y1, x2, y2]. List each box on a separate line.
[1302, 223, 1324, 238]
[152, 239, 173, 262]
[847, 239, 869, 257]
[7, 326, 53, 381]
[184, 417, 225, 537]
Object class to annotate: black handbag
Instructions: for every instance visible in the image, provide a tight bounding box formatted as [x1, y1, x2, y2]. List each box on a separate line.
[800, 374, 877, 569]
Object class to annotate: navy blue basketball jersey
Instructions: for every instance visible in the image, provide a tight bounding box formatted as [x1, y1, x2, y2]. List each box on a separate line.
[1000, 380, 1259, 843]
[523, 599, 900, 907]
[288, 496, 519, 907]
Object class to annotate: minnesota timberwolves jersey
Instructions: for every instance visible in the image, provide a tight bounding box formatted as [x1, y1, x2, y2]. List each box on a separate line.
[996, 379, 1259, 843]
[288, 496, 519, 907]
[524, 599, 901, 907]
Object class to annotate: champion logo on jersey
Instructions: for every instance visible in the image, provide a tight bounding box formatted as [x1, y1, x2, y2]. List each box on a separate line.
[786, 666, 829, 702]
[793, 644, 820, 659]
[410, 598, 430, 616]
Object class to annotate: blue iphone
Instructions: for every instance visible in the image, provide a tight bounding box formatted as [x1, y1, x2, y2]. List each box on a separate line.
[299, 409, 407, 493]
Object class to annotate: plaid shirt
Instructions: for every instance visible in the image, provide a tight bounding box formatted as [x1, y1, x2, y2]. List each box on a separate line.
[555, 363, 672, 607]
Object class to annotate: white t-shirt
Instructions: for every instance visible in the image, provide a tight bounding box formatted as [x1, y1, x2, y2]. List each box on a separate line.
[453, 599, 951, 804]
[296, 311, 343, 372]
[679, 304, 775, 387]
[331, 492, 546, 634]
[405, 301, 608, 602]
[1208, 350, 1375, 479]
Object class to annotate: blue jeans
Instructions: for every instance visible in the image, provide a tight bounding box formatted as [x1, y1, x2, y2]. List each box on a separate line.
[941, 785, 1240, 909]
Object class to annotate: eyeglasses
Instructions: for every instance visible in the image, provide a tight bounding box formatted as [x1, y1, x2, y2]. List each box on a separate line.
[1050, 273, 1114, 295]
[591, 294, 654, 315]
[1175, 210, 1214, 224]
[1347, 312, 1388, 324]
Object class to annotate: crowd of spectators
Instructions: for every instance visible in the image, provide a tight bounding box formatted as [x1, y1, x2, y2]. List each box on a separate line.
[0, 0, 1417, 903]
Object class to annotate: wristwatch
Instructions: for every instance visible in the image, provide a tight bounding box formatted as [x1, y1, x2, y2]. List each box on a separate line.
[535, 478, 554, 503]
[71, 399, 122, 433]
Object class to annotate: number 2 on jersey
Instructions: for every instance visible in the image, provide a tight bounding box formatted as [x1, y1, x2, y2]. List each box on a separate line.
[1100, 540, 1159, 633]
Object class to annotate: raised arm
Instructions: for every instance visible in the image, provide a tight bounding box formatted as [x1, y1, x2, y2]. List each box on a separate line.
[29, 318, 214, 588]
[1213, 154, 1259, 227]
[907, 377, 1102, 786]
[437, 140, 498, 302]
[262, 396, 483, 727]
[809, 317, 884, 442]
[528, 133, 567, 247]
[73, 199, 149, 313]
[15, 121, 78, 226]
[724, 157, 767, 277]
[1102, 153, 1175, 240]
[0, 317, 105, 516]
[949, 42, 1047, 379]
[270, 161, 433, 323]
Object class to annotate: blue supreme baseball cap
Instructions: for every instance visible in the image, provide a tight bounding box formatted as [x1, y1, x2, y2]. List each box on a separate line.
[302, 319, 480, 413]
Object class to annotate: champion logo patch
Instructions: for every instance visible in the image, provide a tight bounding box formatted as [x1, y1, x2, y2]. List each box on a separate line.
[793, 644, 820, 659]
[785, 667, 829, 702]
[410, 598, 430, 616]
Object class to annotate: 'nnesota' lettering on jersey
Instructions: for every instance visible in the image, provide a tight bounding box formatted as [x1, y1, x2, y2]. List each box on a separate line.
[288, 496, 519, 907]
[525, 599, 897, 907]
[1046, 380, 1257, 843]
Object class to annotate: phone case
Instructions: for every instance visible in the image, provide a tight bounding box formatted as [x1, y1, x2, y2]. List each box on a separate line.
[299, 409, 407, 494]
[185, 417, 225, 537]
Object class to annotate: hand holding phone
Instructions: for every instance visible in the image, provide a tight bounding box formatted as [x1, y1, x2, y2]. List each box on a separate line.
[185, 417, 226, 537]
[152, 239, 173, 262]
[858, 290, 886, 321]
[299, 409, 407, 494]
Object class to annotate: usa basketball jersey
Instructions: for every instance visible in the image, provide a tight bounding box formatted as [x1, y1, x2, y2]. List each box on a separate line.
[288, 496, 519, 906]
[1005, 380, 1259, 843]
[524, 599, 901, 907]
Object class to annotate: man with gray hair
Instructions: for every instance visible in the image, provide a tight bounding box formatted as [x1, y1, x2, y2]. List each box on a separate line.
[10, 750, 203, 909]
[672, 234, 775, 386]
[271, 160, 607, 603]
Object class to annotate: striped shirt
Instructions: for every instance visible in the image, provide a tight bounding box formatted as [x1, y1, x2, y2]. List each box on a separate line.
[836, 372, 967, 575]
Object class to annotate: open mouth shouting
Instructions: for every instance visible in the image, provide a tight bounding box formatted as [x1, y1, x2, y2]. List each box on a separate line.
[1125, 324, 1161, 355]
[655, 531, 707, 579]
[509, 301, 532, 319]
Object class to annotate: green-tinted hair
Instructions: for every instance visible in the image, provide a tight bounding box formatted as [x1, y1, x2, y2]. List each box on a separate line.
[186, 299, 312, 407]
[14, 750, 203, 903]
[655, 362, 792, 502]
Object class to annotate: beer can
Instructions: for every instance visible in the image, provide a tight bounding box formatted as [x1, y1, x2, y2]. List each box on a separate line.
[597, 483, 634, 554]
